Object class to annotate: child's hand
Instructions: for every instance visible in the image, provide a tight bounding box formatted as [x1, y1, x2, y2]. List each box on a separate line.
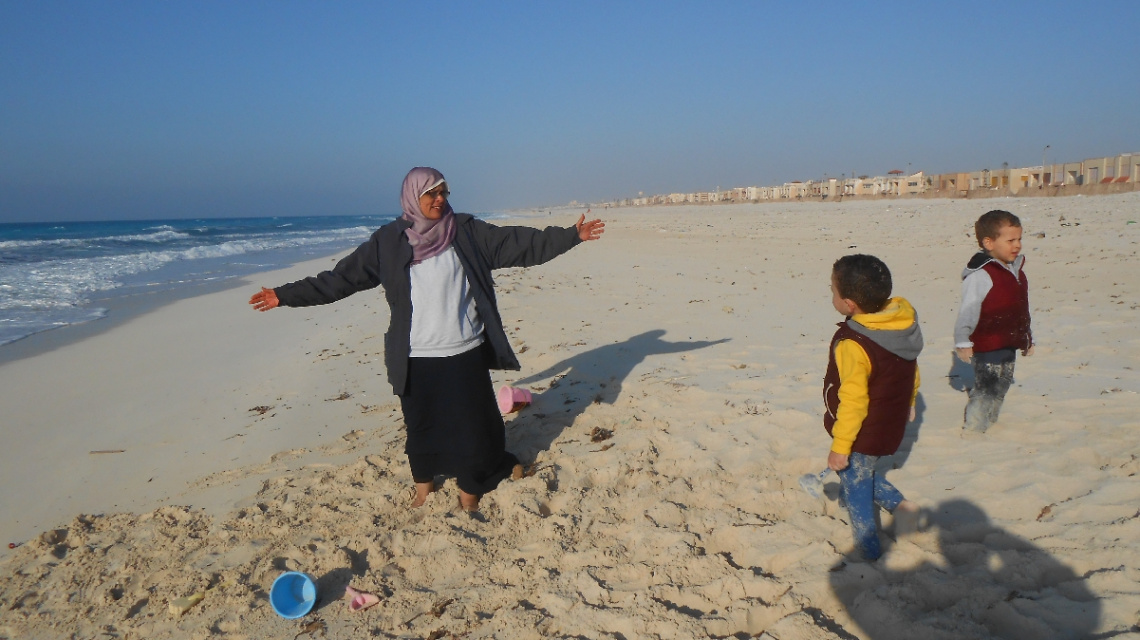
[955, 347, 973, 363]
[828, 451, 849, 471]
[1022, 345, 1035, 357]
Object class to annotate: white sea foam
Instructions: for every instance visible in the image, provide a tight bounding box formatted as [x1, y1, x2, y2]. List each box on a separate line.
[105, 229, 192, 243]
[0, 218, 383, 345]
[0, 237, 90, 250]
[0, 229, 191, 250]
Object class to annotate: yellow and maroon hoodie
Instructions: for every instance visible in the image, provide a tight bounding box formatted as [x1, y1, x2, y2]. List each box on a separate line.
[823, 297, 922, 457]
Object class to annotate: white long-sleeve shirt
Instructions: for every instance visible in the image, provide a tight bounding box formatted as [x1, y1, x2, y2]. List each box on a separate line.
[408, 247, 485, 357]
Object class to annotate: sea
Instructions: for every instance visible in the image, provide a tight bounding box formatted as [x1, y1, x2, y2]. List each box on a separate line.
[0, 214, 408, 347]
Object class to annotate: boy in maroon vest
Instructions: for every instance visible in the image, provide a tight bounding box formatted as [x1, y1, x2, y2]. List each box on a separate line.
[954, 210, 1034, 433]
[824, 254, 922, 561]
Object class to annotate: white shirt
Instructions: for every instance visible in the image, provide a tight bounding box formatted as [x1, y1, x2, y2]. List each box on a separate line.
[408, 247, 485, 357]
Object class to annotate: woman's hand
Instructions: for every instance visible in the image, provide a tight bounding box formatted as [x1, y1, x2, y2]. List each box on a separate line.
[575, 211, 605, 242]
[249, 287, 280, 312]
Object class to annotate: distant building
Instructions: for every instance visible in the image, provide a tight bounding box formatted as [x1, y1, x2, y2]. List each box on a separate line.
[1085, 153, 1140, 185]
[596, 152, 1137, 208]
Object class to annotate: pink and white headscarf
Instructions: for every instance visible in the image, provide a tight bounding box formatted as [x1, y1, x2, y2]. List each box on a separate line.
[400, 166, 457, 265]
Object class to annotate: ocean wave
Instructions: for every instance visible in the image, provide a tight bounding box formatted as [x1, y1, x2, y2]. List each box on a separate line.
[0, 224, 374, 309]
[0, 237, 91, 250]
[104, 229, 193, 243]
[0, 253, 162, 309]
[0, 228, 192, 250]
[0, 217, 387, 344]
[2, 224, 370, 259]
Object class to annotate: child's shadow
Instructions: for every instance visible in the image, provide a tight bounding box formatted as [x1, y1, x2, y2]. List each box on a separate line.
[504, 329, 729, 459]
[947, 350, 974, 392]
[830, 499, 1102, 639]
[885, 392, 925, 471]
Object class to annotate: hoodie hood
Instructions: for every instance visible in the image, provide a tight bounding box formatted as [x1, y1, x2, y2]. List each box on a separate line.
[847, 297, 923, 361]
[962, 251, 1024, 280]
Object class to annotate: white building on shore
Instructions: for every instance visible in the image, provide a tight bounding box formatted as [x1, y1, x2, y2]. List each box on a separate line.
[597, 152, 1139, 207]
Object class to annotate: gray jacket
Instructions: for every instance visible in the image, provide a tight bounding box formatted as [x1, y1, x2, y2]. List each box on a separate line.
[274, 214, 582, 395]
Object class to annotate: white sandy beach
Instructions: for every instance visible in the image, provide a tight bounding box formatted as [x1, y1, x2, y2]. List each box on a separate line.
[2, 193, 1139, 639]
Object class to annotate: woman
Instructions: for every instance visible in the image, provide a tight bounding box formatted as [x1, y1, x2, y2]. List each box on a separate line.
[250, 167, 605, 511]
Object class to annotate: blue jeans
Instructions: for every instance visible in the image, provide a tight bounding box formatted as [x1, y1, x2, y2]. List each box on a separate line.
[964, 356, 1016, 433]
[838, 452, 904, 561]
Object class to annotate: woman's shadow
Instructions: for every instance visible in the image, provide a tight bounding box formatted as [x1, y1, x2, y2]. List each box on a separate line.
[830, 499, 1108, 639]
[503, 329, 728, 459]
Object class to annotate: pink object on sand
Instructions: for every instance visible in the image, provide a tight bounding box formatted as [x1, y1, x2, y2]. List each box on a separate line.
[346, 586, 380, 612]
[497, 386, 532, 414]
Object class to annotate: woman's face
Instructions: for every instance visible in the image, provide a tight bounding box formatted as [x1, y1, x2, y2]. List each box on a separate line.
[418, 184, 450, 220]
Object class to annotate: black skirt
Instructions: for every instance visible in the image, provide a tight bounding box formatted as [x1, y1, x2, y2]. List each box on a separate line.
[399, 344, 519, 496]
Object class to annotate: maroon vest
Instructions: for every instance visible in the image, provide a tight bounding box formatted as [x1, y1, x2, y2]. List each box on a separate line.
[970, 260, 1031, 353]
[822, 324, 916, 456]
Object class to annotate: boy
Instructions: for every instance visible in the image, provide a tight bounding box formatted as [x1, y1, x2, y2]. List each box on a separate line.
[823, 254, 922, 561]
[953, 210, 1033, 433]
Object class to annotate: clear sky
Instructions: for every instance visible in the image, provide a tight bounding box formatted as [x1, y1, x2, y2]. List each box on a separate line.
[2, 1, 1138, 222]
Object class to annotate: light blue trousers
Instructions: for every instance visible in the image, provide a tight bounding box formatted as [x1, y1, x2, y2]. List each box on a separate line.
[837, 452, 904, 560]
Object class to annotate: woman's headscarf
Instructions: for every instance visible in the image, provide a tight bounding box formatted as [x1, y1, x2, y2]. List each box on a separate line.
[400, 166, 457, 265]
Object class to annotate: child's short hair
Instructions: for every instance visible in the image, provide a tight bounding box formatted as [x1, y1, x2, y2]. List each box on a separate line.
[832, 254, 892, 313]
[974, 209, 1021, 248]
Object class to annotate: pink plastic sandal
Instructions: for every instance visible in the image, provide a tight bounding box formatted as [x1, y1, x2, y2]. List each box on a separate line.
[345, 585, 380, 612]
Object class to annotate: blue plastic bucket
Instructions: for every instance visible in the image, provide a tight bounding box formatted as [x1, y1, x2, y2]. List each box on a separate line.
[269, 571, 317, 619]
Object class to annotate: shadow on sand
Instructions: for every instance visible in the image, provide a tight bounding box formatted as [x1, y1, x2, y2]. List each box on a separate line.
[268, 547, 376, 615]
[829, 499, 1113, 639]
[947, 350, 974, 393]
[503, 329, 728, 460]
[886, 392, 926, 472]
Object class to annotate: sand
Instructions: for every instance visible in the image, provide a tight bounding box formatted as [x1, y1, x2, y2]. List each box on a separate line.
[2, 193, 1139, 639]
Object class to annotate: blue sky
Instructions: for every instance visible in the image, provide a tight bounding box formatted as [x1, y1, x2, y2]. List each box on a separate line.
[2, 1, 1138, 222]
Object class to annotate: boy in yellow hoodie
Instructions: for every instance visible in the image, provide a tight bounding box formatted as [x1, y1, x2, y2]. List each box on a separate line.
[823, 254, 922, 560]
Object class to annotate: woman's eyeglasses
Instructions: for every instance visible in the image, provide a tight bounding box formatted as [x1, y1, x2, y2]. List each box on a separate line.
[422, 187, 450, 200]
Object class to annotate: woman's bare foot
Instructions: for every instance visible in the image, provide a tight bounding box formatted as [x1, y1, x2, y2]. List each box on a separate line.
[411, 481, 435, 508]
[458, 490, 480, 512]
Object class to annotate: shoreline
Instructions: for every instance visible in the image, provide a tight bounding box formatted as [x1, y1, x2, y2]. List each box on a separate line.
[0, 275, 258, 367]
[0, 210, 569, 366]
[1, 197, 1137, 637]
